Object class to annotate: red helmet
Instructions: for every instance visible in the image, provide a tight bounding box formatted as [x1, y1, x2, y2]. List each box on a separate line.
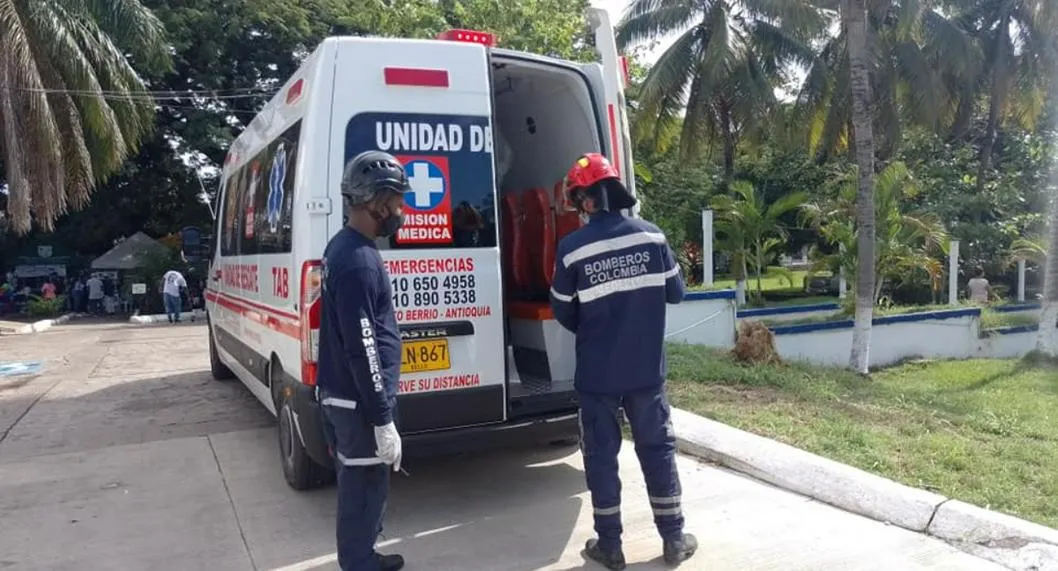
[565, 153, 619, 192]
[563, 153, 636, 211]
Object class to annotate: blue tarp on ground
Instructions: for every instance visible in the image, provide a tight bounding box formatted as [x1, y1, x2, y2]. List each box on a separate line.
[0, 361, 43, 378]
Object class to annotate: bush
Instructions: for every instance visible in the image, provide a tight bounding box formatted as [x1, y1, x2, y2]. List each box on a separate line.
[27, 294, 66, 318]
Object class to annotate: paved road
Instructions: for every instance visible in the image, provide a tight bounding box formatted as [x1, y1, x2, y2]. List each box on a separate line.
[0, 322, 1002, 570]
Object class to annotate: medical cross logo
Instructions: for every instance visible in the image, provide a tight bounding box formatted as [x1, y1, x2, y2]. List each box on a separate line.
[395, 155, 453, 245]
[405, 160, 447, 210]
[267, 143, 287, 234]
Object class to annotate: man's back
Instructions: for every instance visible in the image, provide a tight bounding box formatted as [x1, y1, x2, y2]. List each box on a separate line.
[550, 211, 684, 394]
[316, 228, 402, 409]
[86, 277, 103, 299]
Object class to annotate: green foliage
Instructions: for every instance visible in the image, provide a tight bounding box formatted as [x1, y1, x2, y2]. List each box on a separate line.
[800, 161, 949, 303]
[1, 0, 172, 234]
[26, 294, 67, 318]
[712, 180, 807, 304]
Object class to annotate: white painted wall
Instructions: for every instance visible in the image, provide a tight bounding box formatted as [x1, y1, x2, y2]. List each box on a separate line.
[665, 291, 737, 348]
[975, 328, 1038, 359]
[771, 310, 982, 368]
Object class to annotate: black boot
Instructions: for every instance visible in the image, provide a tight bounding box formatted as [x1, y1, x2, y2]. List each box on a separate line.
[583, 538, 626, 570]
[376, 552, 404, 571]
[663, 533, 698, 566]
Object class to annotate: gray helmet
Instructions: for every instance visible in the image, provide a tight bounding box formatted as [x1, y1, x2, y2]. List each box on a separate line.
[340, 150, 411, 205]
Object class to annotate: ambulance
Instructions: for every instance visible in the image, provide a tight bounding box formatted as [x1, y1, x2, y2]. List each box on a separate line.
[205, 8, 638, 490]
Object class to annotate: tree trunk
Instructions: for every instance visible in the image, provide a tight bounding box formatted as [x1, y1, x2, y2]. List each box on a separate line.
[1036, 189, 1058, 356]
[736, 255, 748, 306]
[720, 103, 736, 186]
[975, 13, 1010, 198]
[843, 0, 876, 375]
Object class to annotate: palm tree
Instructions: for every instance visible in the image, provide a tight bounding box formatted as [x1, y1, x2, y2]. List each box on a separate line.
[798, 0, 981, 162]
[615, 0, 828, 182]
[801, 161, 949, 304]
[842, 0, 876, 375]
[0, 0, 169, 234]
[711, 180, 807, 304]
[955, 0, 1058, 194]
[1037, 188, 1057, 355]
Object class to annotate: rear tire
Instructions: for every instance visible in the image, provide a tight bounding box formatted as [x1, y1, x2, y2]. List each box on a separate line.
[274, 365, 334, 491]
[208, 323, 235, 381]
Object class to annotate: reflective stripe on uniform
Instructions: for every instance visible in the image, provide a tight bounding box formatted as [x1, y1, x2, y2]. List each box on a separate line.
[321, 397, 358, 410]
[652, 506, 682, 516]
[562, 231, 667, 268]
[550, 287, 575, 302]
[593, 505, 621, 516]
[579, 272, 667, 303]
[650, 494, 682, 517]
[336, 450, 384, 466]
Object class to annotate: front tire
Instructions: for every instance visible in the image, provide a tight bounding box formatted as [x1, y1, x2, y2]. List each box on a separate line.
[208, 323, 235, 381]
[277, 389, 333, 491]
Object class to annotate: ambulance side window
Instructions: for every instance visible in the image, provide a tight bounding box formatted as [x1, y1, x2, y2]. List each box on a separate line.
[255, 121, 300, 255]
[219, 170, 245, 257]
[220, 121, 300, 257]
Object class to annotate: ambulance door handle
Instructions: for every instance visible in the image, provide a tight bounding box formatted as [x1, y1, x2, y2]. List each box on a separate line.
[212, 269, 222, 282]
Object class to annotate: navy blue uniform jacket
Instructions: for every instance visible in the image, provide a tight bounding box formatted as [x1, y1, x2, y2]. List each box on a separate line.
[316, 228, 401, 426]
[549, 211, 685, 394]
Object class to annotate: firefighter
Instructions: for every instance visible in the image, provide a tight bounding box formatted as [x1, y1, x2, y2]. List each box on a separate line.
[316, 150, 408, 571]
[549, 153, 697, 570]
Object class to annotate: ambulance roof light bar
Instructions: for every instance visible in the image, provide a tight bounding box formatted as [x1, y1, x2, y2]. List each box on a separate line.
[438, 29, 497, 47]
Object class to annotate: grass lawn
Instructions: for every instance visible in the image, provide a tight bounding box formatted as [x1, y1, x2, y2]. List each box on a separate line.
[710, 268, 810, 292]
[665, 344, 1058, 528]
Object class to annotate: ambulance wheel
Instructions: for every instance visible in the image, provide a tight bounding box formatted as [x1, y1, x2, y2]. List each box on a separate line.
[277, 389, 333, 490]
[208, 324, 234, 381]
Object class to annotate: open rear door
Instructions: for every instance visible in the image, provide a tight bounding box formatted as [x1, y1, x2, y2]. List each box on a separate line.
[582, 7, 639, 217]
[327, 35, 508, 435]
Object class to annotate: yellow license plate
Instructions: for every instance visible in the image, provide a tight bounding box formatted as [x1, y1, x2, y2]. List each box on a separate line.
[400, 339, 451, 374]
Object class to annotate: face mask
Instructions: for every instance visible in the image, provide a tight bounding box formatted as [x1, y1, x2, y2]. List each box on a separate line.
[371, 201, 405, 237]
[378, 211, 404, 237]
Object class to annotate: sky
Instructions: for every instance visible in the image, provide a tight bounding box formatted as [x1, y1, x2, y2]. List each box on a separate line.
[590, 0, 679, 64]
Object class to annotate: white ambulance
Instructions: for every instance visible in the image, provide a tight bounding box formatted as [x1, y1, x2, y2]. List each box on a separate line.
[205, 8, 638, 490]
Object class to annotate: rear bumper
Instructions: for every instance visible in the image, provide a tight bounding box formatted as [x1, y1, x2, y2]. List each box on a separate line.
[292, 381, 579, 465]
[403, 410, 580, 460]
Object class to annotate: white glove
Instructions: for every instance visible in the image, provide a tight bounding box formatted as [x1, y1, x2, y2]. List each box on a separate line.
[373, 422, 402, 472]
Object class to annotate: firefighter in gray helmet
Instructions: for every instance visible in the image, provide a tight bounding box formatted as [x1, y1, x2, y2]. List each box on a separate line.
[317, 150, 409, 570]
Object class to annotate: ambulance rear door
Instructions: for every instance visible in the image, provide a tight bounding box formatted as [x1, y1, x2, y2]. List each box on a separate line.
[327, 36, 508, 434]
[581, 7, 639, 217]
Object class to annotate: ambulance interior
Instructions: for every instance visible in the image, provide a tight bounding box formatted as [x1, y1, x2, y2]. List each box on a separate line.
[490, 54, 604, 408]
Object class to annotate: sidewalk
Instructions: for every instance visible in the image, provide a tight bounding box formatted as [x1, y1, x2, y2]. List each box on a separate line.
[0, 427, 1001, 571]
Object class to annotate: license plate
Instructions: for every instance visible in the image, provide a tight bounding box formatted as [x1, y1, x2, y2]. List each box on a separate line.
[401, 339, 451, 374]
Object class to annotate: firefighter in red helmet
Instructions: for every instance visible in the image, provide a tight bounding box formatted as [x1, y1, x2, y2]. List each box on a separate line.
[550, 153, 696, 569]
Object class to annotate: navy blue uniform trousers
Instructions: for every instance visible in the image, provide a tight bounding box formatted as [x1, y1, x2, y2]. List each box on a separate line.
[319, 388, 394, 571]
[578, 385, 684, 551]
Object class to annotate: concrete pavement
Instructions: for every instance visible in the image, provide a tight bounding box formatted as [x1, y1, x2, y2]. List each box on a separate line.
[0, 322, 1004, 570]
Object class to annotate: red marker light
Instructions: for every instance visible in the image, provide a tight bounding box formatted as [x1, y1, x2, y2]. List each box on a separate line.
[438, 29, 497, 47]
[286, 78, 304, 105]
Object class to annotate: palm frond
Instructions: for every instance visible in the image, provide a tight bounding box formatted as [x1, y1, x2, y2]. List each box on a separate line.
[616, 0, 697, 50]
[0, 0, 169, 233]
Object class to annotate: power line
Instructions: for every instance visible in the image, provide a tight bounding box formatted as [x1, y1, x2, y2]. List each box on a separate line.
[0, 85, 277, 101]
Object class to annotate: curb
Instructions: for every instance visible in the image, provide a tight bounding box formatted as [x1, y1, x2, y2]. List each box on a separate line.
[12, 313, 76, 334]
[671, 408, 1058, 571]
[129, 309, 206, 324]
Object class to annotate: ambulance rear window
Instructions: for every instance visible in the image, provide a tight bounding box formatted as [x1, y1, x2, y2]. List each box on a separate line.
[345, 113, 498, 251]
